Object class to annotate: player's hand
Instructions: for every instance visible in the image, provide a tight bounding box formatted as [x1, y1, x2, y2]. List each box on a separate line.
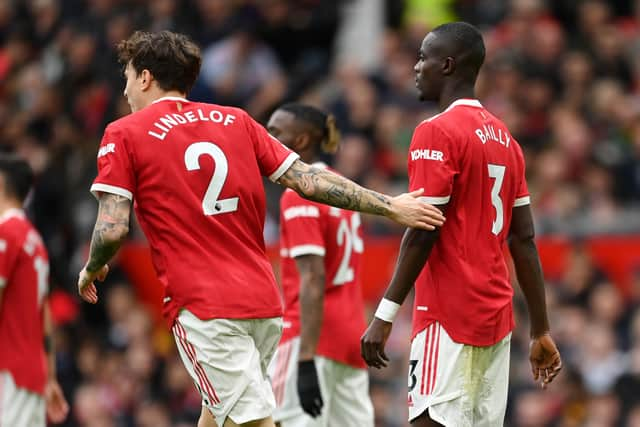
[361, 317, 393, 369]
[77, 264, 109, 304]
[529, 333, 562, 389]
[45, 379, 69, 423]
[297, 360, 323, 418]
[389, 188, 445, 231]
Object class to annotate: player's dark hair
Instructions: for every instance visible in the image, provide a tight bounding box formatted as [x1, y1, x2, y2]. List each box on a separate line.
[117, 30, 202, 94]
[0, 154, 34, 203]
[277, 103, 340, 154]
[431, 22, 485, 79]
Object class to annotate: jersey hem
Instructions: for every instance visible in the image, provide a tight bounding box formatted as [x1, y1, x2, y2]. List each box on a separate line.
[288, 244, 326, 258]
[513, 196, 531, 207]
[269, 152, 300, 182]
[418, 195, 451, 205]
[167, 306, 284, 327]
[412, 319, 514, 347]
[90, 183, 133, 200]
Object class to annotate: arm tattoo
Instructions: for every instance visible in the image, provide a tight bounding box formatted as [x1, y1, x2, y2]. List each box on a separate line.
[278, 160, 391, 216]
[86, 194, 131, 272]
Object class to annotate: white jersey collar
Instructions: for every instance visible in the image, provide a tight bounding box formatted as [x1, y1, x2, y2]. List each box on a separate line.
[0, 208, 25, 223]
[444, 99, 483, 112]
[152, 96, 189, 104]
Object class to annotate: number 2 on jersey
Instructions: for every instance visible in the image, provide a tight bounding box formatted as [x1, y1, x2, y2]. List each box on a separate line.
[488, 164, 505, 235]
[333, 213, 363, 285]
[184, 142, 239, 216]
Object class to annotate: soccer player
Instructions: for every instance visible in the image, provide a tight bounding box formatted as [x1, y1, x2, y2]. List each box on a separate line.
[76, 31, 444, 427]
[361, 22, 562, 427]
[266, 104, 374, 426]
[0, 155, 69, 426]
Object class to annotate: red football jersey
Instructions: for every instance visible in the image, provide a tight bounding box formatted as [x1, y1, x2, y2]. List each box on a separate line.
[0, 209, 49, 395]
[91, 97, 298, 327]
[408, 99, 529, 346]
[279, 167, 367, 369]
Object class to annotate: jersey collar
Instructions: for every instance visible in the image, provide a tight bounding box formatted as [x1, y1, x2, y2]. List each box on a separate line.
[152, 96, 189, 104]
[444, 99, 483, 112]
[0, 208, 25, 222]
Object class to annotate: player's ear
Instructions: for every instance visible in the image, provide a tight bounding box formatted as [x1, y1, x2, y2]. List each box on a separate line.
[140, 69, 153, 91]
[442, 57, 455, 76]
[294, 134, 312, 152]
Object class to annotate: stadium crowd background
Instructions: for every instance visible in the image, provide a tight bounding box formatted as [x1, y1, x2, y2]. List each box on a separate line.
[1, 0, 640, 425]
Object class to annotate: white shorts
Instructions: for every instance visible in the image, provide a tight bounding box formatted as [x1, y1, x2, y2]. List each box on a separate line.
[0, 371, 45, 427]
[408, 322, 510, 427]
[268, 337, 374, 427]
[172, 309, 283, 426]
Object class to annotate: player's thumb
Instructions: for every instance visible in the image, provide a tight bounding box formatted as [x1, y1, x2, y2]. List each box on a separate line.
[407, 188, 425, 198]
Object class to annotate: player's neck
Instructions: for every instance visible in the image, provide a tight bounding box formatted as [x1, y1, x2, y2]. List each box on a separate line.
[0, 199, 22, 216]
[439, 83, 476, 112]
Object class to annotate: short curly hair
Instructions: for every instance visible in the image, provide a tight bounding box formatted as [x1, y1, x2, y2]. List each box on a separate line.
[117, 31, 202, 94]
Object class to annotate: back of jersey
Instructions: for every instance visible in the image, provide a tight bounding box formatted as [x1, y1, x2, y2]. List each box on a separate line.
[92, 97, 298, 326]
[0, 210, 48, 395]
[408, 99, 529, 346]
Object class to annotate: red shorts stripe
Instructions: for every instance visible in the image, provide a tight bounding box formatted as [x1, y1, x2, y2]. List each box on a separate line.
[420, 324, 432, 395]
[429, 324, 441, 394]
[177, 322, 220, 405]
[276, 341, 293, 405]
[426, 323, 437, 394]
[272, 342, 287, 406]
[174, 321, 220, 404]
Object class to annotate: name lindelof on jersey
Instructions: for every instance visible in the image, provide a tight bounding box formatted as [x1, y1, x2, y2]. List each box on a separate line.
[474, 124, 511, 147]
[410, 149, 444, 162]
[148, 109, 237, 141]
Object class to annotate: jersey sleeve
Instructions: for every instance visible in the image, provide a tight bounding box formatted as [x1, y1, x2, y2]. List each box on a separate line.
[90, 124, 136, 200]
[243, 112, 299, 182]
[408, 121, 459, 205]
[513, 144, 530, 207]
[0, 225, 19, 289]
[280, 192, 325, 258]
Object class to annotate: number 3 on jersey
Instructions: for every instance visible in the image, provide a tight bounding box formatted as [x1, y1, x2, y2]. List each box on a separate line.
[184, 142, 239, 216]
[333, 213, 363, 285]
[488, 164, 505, 235]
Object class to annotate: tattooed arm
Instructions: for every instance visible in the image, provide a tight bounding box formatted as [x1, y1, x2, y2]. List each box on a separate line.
[277, 160, 445, 230]
[78, 193, 131, 303]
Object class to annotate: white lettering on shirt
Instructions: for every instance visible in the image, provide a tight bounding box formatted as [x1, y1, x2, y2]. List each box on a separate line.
[283, 205, 320, 220]
[410, 149, 444, 162]
[97, 143, 116, 158]
[148, 108, 237, 141]
[474, 124, 510, 147]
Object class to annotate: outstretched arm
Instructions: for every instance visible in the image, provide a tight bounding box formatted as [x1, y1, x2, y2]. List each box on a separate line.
[361, 219, 443, 369]
[509, 205, 561, 388]
[277, 160, 445, 230]
[78, 193, 131, 303]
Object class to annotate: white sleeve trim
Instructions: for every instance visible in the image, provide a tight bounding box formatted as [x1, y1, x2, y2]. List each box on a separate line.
[288, 244, 326, 258]
[513, 196, 531, 207]
[418, 195, 450, 205]
[0, 277, 6, 288]
[269, 152, 300, 182]
[90, 183, 133, 200]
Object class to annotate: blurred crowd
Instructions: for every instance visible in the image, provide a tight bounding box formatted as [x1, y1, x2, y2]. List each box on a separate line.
[1, 0, 640, 426]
